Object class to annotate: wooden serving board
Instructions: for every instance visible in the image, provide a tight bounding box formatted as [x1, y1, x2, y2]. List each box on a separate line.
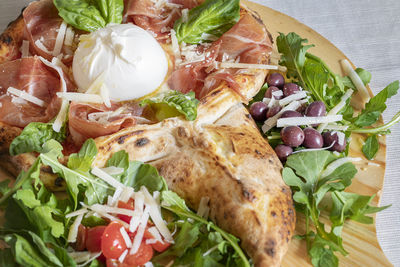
[242, 1, 392, 266]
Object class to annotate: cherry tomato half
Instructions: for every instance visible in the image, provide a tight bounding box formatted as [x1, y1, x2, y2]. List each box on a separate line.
[117, 199, 135, 224]
[124, 242, 153, 266]
[86, 226, 106, 252]
[143, 230, 171, 253]
[101, 222, 128, 259]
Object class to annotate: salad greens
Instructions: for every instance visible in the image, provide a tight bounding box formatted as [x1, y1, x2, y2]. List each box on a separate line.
[53, 0, 124, 32]
[276, 32, 400, 160]
[140, 91, 200, 121]
[9, 122, 66, 156]
[174, 0, 240, 44]
[0, 139, 251, 266]
[283, 151, 389, 267]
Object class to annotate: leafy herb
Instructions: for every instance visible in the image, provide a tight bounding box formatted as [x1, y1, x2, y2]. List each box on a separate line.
[283, 151, 389, 267]
[53, 0, 124, 32]
[156, 191, 251, 267]
[341, 68, 371, 89]
[362, 135, 379, 160]
[9, 122, 66, 156]
[174, 0, 240, 44]
[140, 91, 200, 121]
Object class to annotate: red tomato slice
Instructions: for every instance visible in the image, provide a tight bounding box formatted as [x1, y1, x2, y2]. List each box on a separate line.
[123, 242, 154, 266]
[86, 226, 106, 252]
[143, 230, 171, 252]
[117, 199, 135, 224]
[101, 221, 128, 259]
[74, 224, 87, 251]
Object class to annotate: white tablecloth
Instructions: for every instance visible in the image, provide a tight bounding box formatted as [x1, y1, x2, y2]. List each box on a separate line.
[1, 1, 399, 266]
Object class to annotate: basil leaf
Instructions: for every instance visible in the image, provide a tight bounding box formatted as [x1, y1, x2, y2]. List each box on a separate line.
[9, 122, 66, 156]
[95, 0, 124, 24]
[54, 0, 106, 32]
[174, 0, 240, 44]
[362, 135, 379, 160]
[354, 80, 400, 127]
[141, 91, 200, 121]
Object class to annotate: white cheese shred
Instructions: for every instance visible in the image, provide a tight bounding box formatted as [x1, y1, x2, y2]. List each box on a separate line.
[76, 252, 102, 267]
[170, 29, 182, 65]
[100, 166, 125, 176]
[56, 92, 104, 103]
[130, 207, 150, 255]
[147, 226, 164, 244]
[340, 59, 370, 104]
[218, 62, 279, 70]
[141, 187, 173, 243]
[7, 87, 45, 107]
[120, 187, 134, 203]
[118, 249, 129, 264]
[279, 91, 307, 106]
[91, 167, 125, 189]
[64, 26, 75, 46]
[317, 89, 353, 132]
[67, 213, 84, 243]
[20, 40, 30, 58]
[120, 227, 133, 248]
[100, 84, 112, 108]
[262, 101, 302, 133]
[277, 115, 343, 128]
[35, 39, 52, 54]
[53, 21, 67, 56]
[197, 196, 210, 219]
[66, 208, 87, 219]
[53, 99, 69, 132]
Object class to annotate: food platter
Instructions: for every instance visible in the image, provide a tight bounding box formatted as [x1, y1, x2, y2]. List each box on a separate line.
[242, 1, 392, 266]
[0, 0, 394, 266]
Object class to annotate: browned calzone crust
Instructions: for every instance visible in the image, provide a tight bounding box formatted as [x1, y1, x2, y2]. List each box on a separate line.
[0, 4, 295, 267]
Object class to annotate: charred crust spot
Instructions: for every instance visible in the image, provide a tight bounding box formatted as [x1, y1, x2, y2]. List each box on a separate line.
[243, 189, 256, 202]
[117, 136, 127, 144]
[54, 177, 64, 187]
[177, 127, 189, 138]
[115, 130, 144, 144]
[252, 210, 261, 226]
[41, 165, 52, 174]
[269, 159, 274, 164]
[255, 149, 262, 155]
[271, 211, 277, 217]
[0, 35, 12, 45]
[264, 239, 276, 257]
[135, 138, 149, 147]
[246, 113, 252, 119]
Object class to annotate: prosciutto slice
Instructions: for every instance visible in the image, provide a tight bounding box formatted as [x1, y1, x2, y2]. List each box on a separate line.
[168, 12, 272, 99]
[23, 0, 74, 63]
[125, 0, 199, 41]
[0, 57, 63, 127]
[68, 102, 144, 146]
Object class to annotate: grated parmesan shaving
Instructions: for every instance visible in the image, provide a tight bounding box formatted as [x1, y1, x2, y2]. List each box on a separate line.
[53, 21, 67, 56]
[56, 92, 103, 103]
[76, 252, 102, 267]
[324, 124, 349, 131]
[64, 26, 75, 46]
[340, 59, 370, 104]
[66, 208, 87, 218]
[100, 84, 111, 108]
[110, 186, 124, 206]
[120, 187, 134, 203]
[170, 29, 182, 65]
[147, 226, 164, 244]
[53, 99, 69, 132]
[91, 167, 125, 189]
[279, 91, 307, 106]
[118, 249, 129, 263]
[100, 166, 125, 176]
[197, 196, 210, 219]
[277, 115, 343, 128]
[7, 87, 45, 107]
[130, 207, 150, 255]
[67, 213, 84, 243]
[20, 40, 30, 58]
[262, 101, 302, 133]
[218, 62, 279, 70]
[35, 39, 52, 54]
[120, 227, 133, 248]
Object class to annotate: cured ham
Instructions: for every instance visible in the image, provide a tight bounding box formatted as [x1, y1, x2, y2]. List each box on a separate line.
[23, 0, 75, 63]
[0, 57, 63, 127]
[125, 0, 199, 41]
[68, 102, 144, 146]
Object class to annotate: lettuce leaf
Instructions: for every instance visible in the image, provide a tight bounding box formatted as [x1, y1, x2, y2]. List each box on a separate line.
[174, 0, 240, 44]
[9, 122, 66, 156]
[140, 91, 200, 121]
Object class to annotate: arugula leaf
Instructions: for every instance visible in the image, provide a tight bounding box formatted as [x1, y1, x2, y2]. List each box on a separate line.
[54, 0, 124, 32]
[9, 122, 66, 156]
[174, 0, 240, 44]
[353, 81, 400, 127]
[283, 151, 388, 267]
[141, 91, 200, 121]
[106, 150, 168, 193]
[68, 139, 98, 172]
[160, 191, 250, 267]
[362, 135, 379, 160]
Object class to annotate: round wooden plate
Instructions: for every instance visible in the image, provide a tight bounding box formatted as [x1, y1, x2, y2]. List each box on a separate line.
[243, 1, 392, 266]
